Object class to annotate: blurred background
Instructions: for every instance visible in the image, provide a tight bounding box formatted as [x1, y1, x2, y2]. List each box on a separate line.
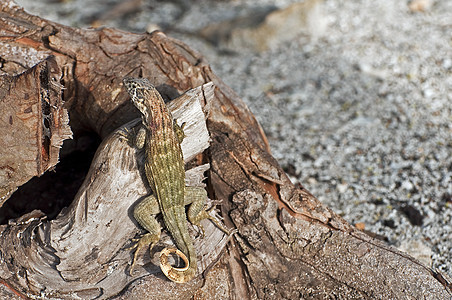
[14, 0, 452, 279]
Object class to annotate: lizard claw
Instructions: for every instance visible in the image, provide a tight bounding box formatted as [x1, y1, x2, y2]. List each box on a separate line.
[205, 208, 231, 235]
[117, 128, 129, 140]
[128, 233, 160, 275]
[196, 224, 206, 239]
[125, 238, 140, 251]
[117, 127, 135, 146]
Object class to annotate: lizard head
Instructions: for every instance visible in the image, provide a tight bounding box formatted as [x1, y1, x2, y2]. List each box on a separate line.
[123, 77, 154, 122]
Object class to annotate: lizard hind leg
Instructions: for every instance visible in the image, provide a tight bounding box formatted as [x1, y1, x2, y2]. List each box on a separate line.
[128, 194, 161, 275]
[185, 187, 231, 237]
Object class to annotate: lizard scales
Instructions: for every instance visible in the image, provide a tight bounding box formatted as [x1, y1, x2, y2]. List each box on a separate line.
[123, 77, 229, 283]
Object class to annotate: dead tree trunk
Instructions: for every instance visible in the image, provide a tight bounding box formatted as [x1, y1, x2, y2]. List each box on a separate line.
[0, 1, 451, 299]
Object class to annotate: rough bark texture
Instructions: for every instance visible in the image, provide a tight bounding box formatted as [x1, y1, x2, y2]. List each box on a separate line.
[0, 56, 72, 206]
[0, 1, 451, 299]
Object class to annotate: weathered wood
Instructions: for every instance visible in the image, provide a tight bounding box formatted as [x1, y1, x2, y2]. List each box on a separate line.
[0, 1, 450, 299]
[0, 56, 71, 206]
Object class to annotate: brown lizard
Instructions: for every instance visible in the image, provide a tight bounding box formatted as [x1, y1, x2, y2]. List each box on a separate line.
[123, 77, 231, 283]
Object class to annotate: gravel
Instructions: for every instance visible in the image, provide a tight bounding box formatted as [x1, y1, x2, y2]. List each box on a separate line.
[15, 0, 452, 278]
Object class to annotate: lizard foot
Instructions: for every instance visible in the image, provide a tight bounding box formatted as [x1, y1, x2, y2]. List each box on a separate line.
[190, 207, 233, 238]
[117, 127, 135, 146]
[128, 232, 160, 275]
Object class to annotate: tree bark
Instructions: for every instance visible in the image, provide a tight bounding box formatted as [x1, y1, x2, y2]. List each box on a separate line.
[0, 56, 71, 205]
[0, 1, 451, 299]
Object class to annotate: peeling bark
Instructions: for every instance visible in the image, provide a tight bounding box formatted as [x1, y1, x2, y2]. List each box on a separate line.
[0, 56, 71, 206]
[0, 1, 451, 299]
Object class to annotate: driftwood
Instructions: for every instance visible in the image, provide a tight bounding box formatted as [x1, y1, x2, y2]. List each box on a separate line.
[0, 1, 451, 299]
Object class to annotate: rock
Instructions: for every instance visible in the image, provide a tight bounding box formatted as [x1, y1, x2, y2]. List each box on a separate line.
[409, 0, 433, 12]
[200, 0, 326, 52]
[398, 239, 433, 267]
[337, 182, 348, 193]
[401, 180, 414, 191]
[399, 204, 424, 226]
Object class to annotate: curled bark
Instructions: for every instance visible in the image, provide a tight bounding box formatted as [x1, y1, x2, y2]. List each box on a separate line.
[0, 1, 450, 299]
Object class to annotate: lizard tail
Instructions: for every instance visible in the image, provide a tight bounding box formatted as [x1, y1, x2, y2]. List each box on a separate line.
[160, 248, 196, 283]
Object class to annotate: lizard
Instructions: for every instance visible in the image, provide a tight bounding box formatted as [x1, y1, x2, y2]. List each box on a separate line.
[122, 77, 231, 283]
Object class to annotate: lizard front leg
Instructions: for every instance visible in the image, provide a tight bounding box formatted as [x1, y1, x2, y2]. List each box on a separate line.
[184, 187, 231, 237]
[128, 194, 161, 275]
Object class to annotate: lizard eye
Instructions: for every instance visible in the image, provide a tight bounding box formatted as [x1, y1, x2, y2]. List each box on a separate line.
[135, 90, 145, 102]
